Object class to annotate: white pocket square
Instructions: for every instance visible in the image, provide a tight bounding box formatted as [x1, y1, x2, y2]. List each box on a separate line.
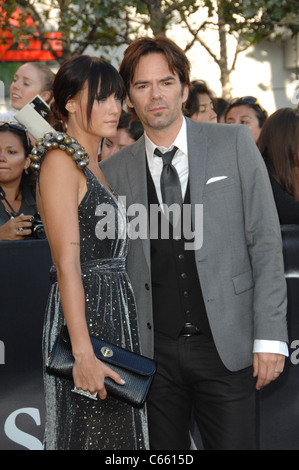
[206, 176, 227, 184]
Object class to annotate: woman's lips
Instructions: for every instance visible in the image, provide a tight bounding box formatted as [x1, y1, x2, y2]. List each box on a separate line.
[105, 120, 118, 125]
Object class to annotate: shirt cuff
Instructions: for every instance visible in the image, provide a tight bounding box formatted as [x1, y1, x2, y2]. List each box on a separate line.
[253, 340, 289, 357]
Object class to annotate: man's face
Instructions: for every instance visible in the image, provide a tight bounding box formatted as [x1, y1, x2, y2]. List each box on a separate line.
[127, 53, 188, 135]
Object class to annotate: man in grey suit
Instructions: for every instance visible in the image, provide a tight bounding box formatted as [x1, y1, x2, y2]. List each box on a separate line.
[100, 37, 288, 450]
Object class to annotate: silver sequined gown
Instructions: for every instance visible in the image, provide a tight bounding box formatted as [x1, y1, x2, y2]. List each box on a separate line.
[42, 166, 148, 450]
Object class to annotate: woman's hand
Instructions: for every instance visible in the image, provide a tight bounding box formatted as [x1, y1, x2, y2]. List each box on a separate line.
[0, 214, 33, 241]
[72, 352, 125, 400]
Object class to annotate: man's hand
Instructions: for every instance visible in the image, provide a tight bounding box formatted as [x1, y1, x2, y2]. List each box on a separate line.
[253, 352, 285, 390]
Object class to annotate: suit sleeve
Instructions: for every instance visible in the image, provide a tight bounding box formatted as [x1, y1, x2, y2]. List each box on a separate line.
[235, 125, 288, 343]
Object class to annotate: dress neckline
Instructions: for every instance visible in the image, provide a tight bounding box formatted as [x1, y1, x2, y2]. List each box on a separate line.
[84, 166, 117, 199]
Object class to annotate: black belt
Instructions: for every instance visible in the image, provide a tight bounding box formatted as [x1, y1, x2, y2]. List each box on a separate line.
[179, 322, 201, 337]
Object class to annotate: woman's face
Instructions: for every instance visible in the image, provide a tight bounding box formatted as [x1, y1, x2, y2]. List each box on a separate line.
[190, 93, 217, 123]
[67, 83, 122, 141]
[0, 131, 29, 185]
[225, 104, 261, 142]
[101, 128, 135, 160]
[10, 63, 49, 110]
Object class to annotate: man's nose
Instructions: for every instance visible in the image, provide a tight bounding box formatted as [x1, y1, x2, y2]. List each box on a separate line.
[151, 84, 162, 100]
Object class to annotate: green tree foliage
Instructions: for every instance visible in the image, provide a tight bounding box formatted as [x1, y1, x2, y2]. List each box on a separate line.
[1, 0, 298, 96]
[218, 0, 299, 44]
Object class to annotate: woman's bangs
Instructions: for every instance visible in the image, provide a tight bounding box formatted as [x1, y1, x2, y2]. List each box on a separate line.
[85, 59, 126, 123]
[93, 61, 126, 101]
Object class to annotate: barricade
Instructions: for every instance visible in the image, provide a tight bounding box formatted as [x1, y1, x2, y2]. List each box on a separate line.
[0, 226, 299, 449]
[0, 239, 51, 449]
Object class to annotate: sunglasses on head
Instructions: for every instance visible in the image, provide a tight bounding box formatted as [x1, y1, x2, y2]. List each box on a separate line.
[234, 96, 258, 104]
[230, 96, 266, 113]
[0, 121, 31, 153]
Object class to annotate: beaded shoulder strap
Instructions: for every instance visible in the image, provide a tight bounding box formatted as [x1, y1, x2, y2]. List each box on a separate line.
[29, 132, 89, 171]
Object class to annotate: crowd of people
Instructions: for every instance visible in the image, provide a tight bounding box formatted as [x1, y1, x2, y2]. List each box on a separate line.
[0, 62, 55, 239]
[0, 37, 297, 451]
[1, 60, 298, 241]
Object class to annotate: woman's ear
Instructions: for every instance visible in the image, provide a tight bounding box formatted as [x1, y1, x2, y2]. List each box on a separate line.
[65, 99, 76, 114]
[24, 156, 30, 171]
[40, 90, 52, 104]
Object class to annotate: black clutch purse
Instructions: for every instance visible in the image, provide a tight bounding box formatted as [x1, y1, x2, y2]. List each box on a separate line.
[46, 325, 156, 408]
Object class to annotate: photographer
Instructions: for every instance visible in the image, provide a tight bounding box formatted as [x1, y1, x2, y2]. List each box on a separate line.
[0, 121, 40, 241]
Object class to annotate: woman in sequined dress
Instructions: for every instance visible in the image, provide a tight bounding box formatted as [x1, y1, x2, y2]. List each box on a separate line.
[31, 56, 148, 450]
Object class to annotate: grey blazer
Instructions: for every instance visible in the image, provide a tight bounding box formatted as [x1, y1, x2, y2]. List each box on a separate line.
[101, 118, 288, 371]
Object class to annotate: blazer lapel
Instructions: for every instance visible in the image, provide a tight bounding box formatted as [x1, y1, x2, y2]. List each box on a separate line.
[127, 136, 148, 207]
[186, 117, 208, 206]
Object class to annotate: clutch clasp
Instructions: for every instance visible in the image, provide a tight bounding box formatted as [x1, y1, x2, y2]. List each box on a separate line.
[100, 346, 114, 358]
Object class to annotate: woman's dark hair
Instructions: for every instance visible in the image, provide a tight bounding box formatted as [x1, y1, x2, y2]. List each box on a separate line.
[184, 80, 215, 118]
[52, 55, 126, 129]
[224, 97, 268, 128]
[213, 97, 229, 121]
[257, 107, 299, 199]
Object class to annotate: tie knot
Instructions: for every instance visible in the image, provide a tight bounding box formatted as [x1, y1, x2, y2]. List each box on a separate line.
[154, 146, 178, 165]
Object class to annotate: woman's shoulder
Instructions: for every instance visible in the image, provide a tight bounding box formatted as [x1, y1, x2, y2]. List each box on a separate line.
[29, 132, 89, 172]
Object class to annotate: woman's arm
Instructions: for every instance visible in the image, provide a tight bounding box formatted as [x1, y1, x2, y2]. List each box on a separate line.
[38, 150, 124, 398]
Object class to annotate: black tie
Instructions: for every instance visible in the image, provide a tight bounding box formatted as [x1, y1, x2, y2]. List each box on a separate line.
[154, 146, 182, 208]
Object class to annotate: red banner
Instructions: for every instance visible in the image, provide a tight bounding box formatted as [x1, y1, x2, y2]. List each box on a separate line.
[0, 6, 62, 61]
[0, 31, 63, 61]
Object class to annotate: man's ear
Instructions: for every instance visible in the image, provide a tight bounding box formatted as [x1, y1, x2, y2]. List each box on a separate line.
[182, 84, 189, 104]
[125, 94, 134, 110]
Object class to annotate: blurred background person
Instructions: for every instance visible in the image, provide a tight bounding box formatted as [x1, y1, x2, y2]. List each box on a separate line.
[0, 122, 36, 240]
[224, 96, 268, 142]
[184, 79, 217, 123]
[0, 62, 55, 122]
[257, 107, 299, 225]
[100, 111, 144, 160]
[213, 97, 229, 123]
